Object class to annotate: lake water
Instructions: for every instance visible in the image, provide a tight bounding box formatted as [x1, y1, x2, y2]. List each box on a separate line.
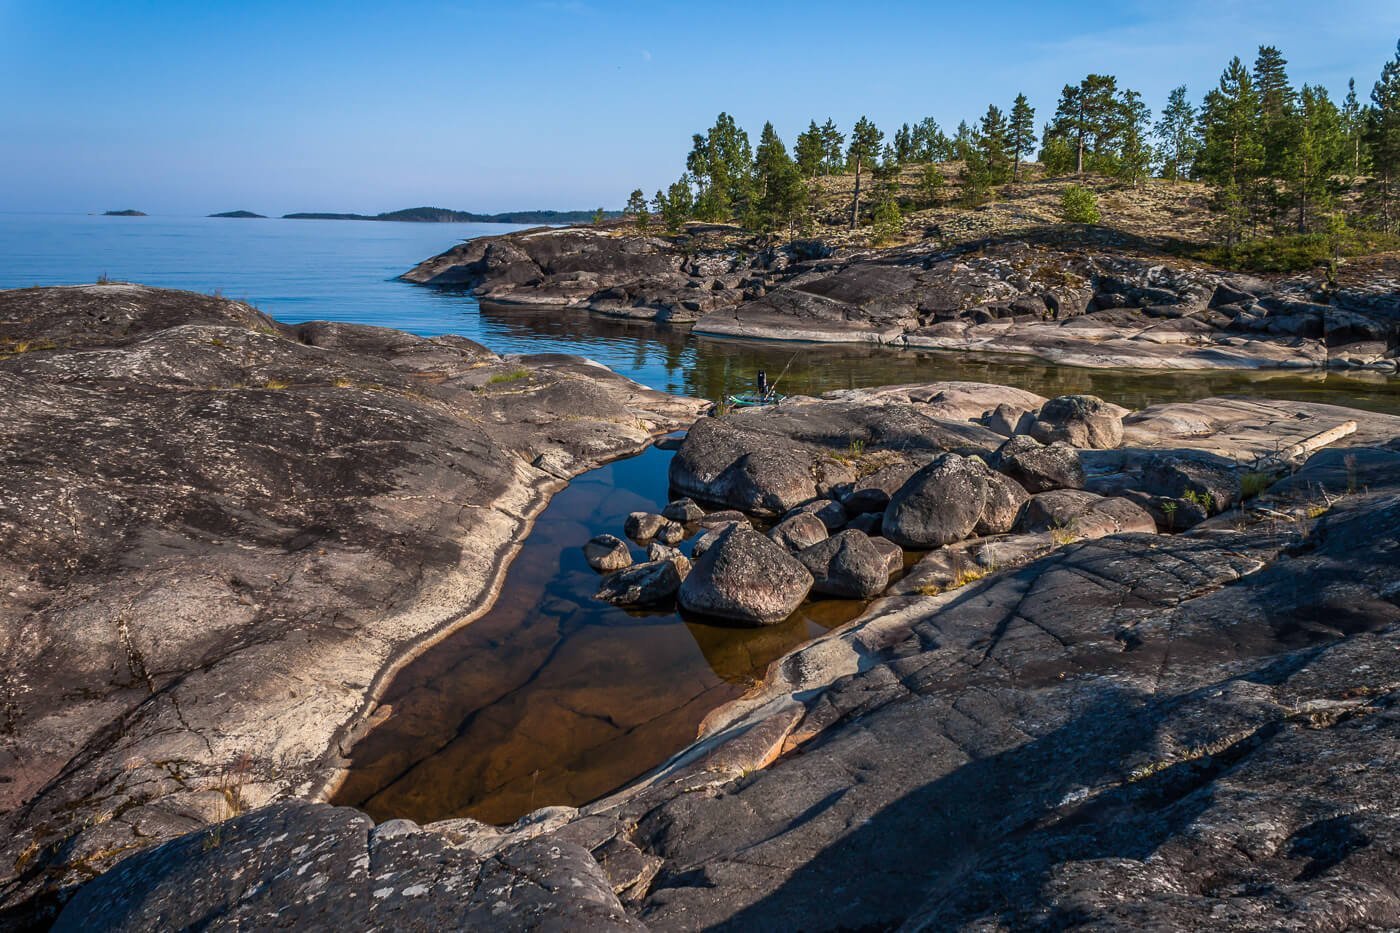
[4, 211, 1399, 411]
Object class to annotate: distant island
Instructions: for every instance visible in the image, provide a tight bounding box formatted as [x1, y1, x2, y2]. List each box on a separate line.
[209, 210, 266, 218]
[102, 209, 146, 217]
[282, 206, 620, 224]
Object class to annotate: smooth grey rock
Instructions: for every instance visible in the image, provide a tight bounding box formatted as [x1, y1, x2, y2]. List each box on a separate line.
[679, 526, 813, 625]
[990, 434, 1086, 492]
[1029, 395, 1124, 449]
[1018, 489, 1157, 537]
[661, 498, 705, 522]
[584, 534, 632, 573]
[595, 559, 683, 606]
[783, 498, 847, 531]
[647, 542, 692, 579]
[883, 454, 990, 549]
[974, 469, 1030, 536]
[623, 511, 668, 542]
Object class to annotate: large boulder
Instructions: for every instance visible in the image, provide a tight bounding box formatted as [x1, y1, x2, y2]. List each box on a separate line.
[1139, 452, 1242, 514]
[1018, 489, 1158, 539]
[883, 454, 1025, 549]
[783, 498, 847, 531]
[678, 527, 813, 625]
[797, 530, 892, 599]
[668, 418, 817, 516]
[595, 559, 683, 607]
[990, 435, 1085, 493]
[1028, 395, 1124, 449]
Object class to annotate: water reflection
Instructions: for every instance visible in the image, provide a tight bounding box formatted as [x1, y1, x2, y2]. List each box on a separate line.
[471, 300, 1400, 414]
[332, 445, 860, 827]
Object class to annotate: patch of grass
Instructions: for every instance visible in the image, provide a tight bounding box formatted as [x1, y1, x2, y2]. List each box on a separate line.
[1305, 502, 1330, 520]
[331, 376, 354, 388]
[1050, 521, 1079, 545]
[488, 368, 531, 385]
[1191, 229, 1400, 274]
[262, 378, 291, 390]
[1240, 471, 1274, 500]
[915, 583, 944, 597]
[1183, 489, 1216, 514]
[1, 339, 57, 356]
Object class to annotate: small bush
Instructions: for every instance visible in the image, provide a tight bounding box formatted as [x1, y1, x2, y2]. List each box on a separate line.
[1060, 185, 1100, 224]
[1193, 229, 1400, 274]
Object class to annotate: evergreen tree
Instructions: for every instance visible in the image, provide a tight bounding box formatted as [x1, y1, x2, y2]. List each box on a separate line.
[893, 123, 914, 163]
[751, 122, 807, 233]
[1198, 56, 1263, 237]
[1048, 74, 1120, 174]
[686, 113, 754, 222]
[795, 121, 827, 178]
[1039, 122, 1077, 175]
[652, 177, 694, 234]
[957, 128, 993, 206]
[624, 189, 648, 217]
[1009, 93, 1036, 181]
[820, 118, 846, 173]
[1288, 84, 1347, 232]
[911, 117, 950, 162]
[1367, 40, 1400, 231]
[1154, 86, 1199, 183]
[847, 116, 884, 229]
[1253, 46, 1298, 179]
[1342, 78, 1368, 178]
[977, 104, 1013, 184]
[918, 163, 945, 206]
[1115, 89, 1153, 186]
[871, 191, 903, 243]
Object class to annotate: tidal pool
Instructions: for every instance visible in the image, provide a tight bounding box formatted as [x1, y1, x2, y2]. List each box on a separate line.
[331, 443, 866, 826]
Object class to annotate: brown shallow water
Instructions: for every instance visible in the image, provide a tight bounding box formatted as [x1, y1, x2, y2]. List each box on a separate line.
[332, 443, 866, 826]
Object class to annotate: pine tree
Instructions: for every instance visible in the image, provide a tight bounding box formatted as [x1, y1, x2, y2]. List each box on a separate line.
[957, 128, 993, 206]
[1341, 78, 1367, 179]
[1154, 86, 1199, 183]
[977, 104, 1013, 184]
[911, 118, 950, 162]
[1198, 56, 1263, 237]
[847, 116, 884, 229]
[820, 119, 846, 174]
[1288, 85, 1347, 232]
[624, 189, 648, 217]
[918, 163, 945, 206]
[686, 113, 754, 222]
[1253, 46, 1297, 179]
[1049, 74, 1120, 174]
[894, 123, 914, 163]
[1367, 41, 1400, 231]
[652, 177, 694, 234]
[1115, 89, 1153, 186]
[1009, 94, 1036, 181]
[1039, 122, 1077, 176]
[752, 122, 807, 233]
[795, 121, 826, 178]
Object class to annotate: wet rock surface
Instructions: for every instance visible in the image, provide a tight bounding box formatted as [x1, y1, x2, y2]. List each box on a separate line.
[0, 284, 703, 921]
[407, 227, 1400, 371]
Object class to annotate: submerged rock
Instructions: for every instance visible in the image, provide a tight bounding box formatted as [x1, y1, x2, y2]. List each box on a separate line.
[678, 526, 814, 624]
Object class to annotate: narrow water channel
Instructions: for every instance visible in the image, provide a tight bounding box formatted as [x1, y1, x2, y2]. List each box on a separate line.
[332, 444, 866, 826]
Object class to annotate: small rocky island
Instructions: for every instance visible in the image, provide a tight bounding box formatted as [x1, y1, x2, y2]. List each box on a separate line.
[101, 209, 146, 217]
[2, 282, 1398, 929]
[208, 210, 266, 218]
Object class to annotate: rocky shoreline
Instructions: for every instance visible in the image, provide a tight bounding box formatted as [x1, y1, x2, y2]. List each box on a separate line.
[5, 283, 1400, 930]
[0, 285, 701, 925]
[403, 224, 1400, 372]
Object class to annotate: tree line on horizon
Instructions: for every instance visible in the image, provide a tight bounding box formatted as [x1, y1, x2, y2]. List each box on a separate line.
[620, 41, 1400, 246]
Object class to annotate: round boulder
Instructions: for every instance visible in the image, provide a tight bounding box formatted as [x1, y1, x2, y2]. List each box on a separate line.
[975, 469, 1030, 536]
[882, 454, 990, 549]
[679, 526, 813, 625]
[1028, 395, 1124, 449]
[768, 512, 829, 552]
[583, 534, 632, 573]
[661, 498, 705, 523]
[647, 541, 692, 579]
[990, 435, 1085, 493]
[623, 512, 668, 542]
[797, 529, 891, 599]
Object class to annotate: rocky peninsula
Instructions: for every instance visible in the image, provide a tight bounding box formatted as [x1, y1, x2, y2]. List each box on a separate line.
[1, 280, 1396, 929]
[403, 222, 1399, 372]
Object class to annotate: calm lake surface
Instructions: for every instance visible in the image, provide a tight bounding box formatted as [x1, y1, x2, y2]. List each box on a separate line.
[8, 212, 1400, 825]
[4, 211, 1399, 411]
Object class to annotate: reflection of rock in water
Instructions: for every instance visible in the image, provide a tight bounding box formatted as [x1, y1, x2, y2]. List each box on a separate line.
[683, 599, 867, 685]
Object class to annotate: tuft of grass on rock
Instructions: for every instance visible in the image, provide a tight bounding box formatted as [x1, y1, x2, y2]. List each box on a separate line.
[489, 368, 531, 384]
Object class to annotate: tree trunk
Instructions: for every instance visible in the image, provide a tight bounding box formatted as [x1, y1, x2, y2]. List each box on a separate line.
[1076, 132, 1084, 175]
[850, 156, 862, 230]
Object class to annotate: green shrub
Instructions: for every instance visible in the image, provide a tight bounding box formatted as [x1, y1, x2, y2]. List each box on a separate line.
[489, 368, 531, 384]
[1193, 229, 1400, 273]
[1060, 185, 1100, 224]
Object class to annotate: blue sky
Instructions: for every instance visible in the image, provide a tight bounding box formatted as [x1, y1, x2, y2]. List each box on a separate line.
[2, 0, 1397, 215]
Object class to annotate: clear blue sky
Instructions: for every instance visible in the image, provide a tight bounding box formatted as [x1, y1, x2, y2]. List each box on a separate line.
[2, 0, 1397, 216]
